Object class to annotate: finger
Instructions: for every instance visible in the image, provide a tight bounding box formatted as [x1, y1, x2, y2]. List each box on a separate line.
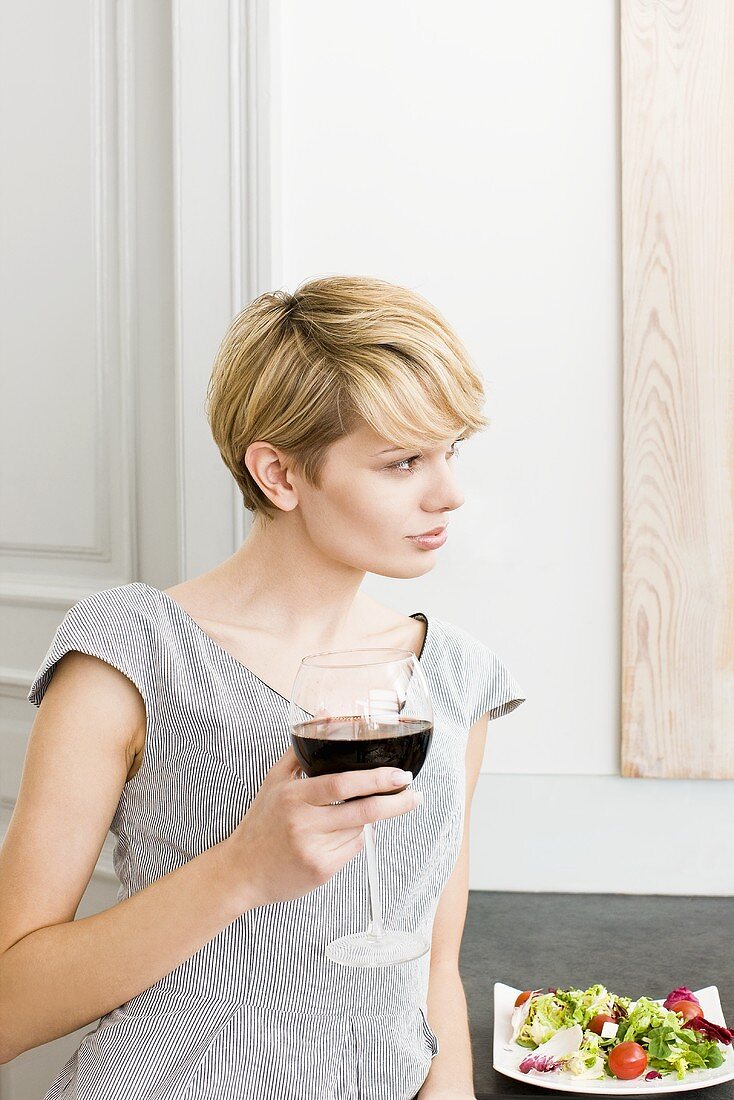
[269, 745, 304, 782]
[299, 766, 413, 807]
[320, 786, 421, 832]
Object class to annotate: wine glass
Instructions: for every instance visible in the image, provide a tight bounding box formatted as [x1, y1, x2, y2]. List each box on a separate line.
[288, 647, 433, 967]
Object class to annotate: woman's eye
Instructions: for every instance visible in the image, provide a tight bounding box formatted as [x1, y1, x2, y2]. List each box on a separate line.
[390, 454, 420, 472]
[388, 440, 463, 473]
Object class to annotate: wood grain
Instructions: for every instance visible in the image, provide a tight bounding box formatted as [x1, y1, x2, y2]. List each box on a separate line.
[621, 0, 734, 778]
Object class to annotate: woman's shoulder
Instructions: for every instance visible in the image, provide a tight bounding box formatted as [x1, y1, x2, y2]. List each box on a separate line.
[425, 613, 526, 727]
[27, 582, 161, 710]
[424, 611, 490, 657]
[50, 580, 160, 621]
[425, 612, 501, 674]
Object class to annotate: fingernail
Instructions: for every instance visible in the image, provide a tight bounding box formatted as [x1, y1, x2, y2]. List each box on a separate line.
[414, 790, 424, 804]
[392, 769, 412, 785]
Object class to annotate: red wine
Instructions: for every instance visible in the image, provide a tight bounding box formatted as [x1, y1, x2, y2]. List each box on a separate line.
[292, 715, 432, 793]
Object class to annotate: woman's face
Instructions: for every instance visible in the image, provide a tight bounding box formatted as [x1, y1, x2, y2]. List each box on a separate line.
[291, 423, 466, 578]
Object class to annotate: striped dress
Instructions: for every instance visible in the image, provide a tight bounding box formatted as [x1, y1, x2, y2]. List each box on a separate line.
[27, 582, 525, 1100]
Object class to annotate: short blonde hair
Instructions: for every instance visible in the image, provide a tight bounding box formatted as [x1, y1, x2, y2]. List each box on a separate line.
[205, 274, 490, 522]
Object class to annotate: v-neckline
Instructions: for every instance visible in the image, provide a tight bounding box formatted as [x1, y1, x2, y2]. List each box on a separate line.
[141, 583, 430, 707]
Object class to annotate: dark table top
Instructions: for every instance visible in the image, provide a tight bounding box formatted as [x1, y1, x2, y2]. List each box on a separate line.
[459, 891, 733, 1099]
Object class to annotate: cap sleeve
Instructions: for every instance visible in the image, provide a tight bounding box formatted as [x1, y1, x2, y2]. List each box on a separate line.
[465, 639, 526, 727]
[27, 584, 155, 718]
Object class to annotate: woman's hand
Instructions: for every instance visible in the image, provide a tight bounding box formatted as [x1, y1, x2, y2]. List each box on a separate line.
[222, 745, 422, 908]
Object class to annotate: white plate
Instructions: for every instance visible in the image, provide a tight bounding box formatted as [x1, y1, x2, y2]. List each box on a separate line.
[493, 983, 734, 1095]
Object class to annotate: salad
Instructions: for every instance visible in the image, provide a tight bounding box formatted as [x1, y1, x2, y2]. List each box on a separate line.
[507, 983, 734, 1083]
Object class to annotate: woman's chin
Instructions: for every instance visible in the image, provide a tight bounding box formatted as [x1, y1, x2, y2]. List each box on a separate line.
[371, 555, 437, 580]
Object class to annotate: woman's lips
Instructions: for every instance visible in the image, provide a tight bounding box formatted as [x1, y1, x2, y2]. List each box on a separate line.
[407, 528, 448, 549]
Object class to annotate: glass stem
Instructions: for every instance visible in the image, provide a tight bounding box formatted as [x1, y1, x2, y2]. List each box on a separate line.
[363, 822, 385, 940]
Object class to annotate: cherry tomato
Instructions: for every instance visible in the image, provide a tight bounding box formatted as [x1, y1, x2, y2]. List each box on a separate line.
[515, 990, 532, 1007]
[589, 1013, 617, 1035]
[608, 1042, 648, 1080]
[669, 999, 704, 1022]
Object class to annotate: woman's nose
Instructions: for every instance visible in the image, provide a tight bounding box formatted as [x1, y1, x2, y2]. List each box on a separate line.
[424, 463, 465, 512]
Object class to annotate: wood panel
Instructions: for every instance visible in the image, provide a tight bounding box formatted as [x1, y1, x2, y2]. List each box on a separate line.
[621, 0, 734, 777]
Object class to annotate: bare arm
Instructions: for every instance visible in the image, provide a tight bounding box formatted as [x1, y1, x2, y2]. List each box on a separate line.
[0, 652, 255, 1063]
[417, 712, 489, 1099]
[0, 836, 255, 1061]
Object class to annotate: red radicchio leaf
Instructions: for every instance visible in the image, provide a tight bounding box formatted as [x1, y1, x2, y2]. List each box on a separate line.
[683, 1017, 734, 1045]
[645, 1071, 663, 1081]
[663, 987, 701, 1010]
[519, 1054, 564, 1074]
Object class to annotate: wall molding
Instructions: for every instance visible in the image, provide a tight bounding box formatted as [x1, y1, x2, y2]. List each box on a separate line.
[0, 670, 34, 700]
[172, 0, 279, 578]
[0, 0, 138, 583]
[0, 577, 130, 609]
[228, 0, 280, 550]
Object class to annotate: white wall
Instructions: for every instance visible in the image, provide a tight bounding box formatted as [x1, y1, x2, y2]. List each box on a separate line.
[276, 0, 733, 895]
[2, 2, 731, 1096]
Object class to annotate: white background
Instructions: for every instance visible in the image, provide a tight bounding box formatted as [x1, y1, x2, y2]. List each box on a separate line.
[2, 1, 732, 1094]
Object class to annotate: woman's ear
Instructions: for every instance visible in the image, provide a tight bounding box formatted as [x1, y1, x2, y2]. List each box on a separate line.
[244, 441, 299, 513]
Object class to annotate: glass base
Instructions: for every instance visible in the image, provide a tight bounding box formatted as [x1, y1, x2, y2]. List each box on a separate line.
[325, 928, 430, 967]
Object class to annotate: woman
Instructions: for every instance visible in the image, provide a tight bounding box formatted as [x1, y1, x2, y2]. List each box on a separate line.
[0, 275, 525, 1099]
